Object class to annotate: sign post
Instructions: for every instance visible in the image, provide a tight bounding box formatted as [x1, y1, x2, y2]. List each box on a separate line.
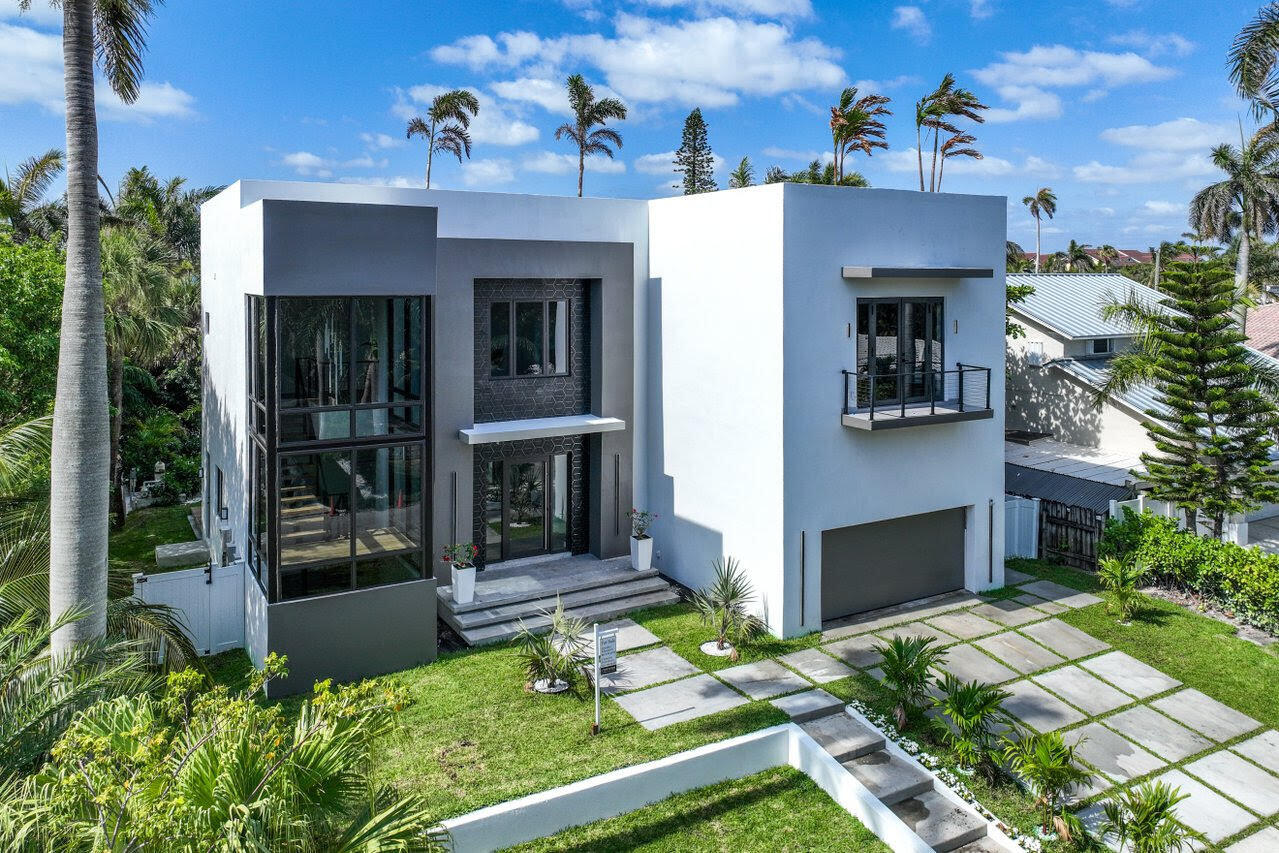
[592, 622, 618, 736]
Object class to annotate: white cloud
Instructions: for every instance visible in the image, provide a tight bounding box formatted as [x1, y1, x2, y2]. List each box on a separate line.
[763, 146, 821, 162]
[1074, 117, 1233, 185]
[338, 175, 421, 189]
[781, 93, 823, 114]
[491, 77, 573, 114]
[1092, 207, 1116, 217]
[1099, 117, 1232, 152]
[360, 132, 405, 149]
[522, 150, 626, 174]
[1142, 200, 1183, 215]
[1108, 30, 1194, 58]
[880, 148, 1055, 178]
[973, 45, 1174, 121]
[891, 6, 931, 44]
[635, 151, 676, 175]
[0, 22, 195, 121]
[850, 74, 920, 92]
[0, 1, 60, 27]
[637, 0, 814, 16]
[398, 85, 539, 146]
[281, 151, 335, 178]
[461, 158, 517, 186]
[431, 14, 844, 108]
[1073, 152, 1215, 184]
[969, 0, 993, 19]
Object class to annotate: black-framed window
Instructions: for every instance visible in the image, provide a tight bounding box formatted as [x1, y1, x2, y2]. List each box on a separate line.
[855, 298, 944, 404]
[483, 452, 570, 564]
[1091, 338, 1114, 355]
[489, 299, 570, 378]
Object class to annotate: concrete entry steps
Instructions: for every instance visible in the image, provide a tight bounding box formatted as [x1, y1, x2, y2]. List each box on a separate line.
[437, 554, 680, 646]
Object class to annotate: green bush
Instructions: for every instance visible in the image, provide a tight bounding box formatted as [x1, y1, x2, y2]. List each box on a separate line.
[1101, 508, 1279, 632]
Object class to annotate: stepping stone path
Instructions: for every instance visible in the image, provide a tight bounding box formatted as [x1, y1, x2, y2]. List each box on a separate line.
[1079, 650, 1180, 698]
[612, 673, 748, 731]
[716, 660, 809, 700]
[974, 631, 1065, 674]
[770, 688, 843, 722]
[970, 600, 1042, 627]
[878, 621, 957, 645]
[937, 643, 1018, 684]
[1145, 769, 1257, 843]
[1002, 680, 1085, 732]
[1233, 729, 1279, 767]
[1184, 750, 1279, 816]
[1012, 593, 1067, 614]
[777, 648, 855, 683]
[1033, 666, 1130, 715]
[1015, 579, 1102, 609]
[597, 646, 700, 694]
[1229, 826, 1279, 853]
[926, 610, 1003, 640]
[1017, 619, 1109, 659]
[1104, 705, 1211, 761]
[1150, 688, 1261, 742]
[580, 618, 660, 653]
[824, 634, 885, 668]
[1065, 723, 1165, 782]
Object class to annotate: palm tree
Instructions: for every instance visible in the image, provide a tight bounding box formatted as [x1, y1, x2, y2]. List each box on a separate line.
[829, 86, 891, 184]
[1189, 129, 1279, 334]
[1064, 239, 1095, 272]
[555, 74, 627, 198]
[930, 674, 1016, 782]
[22, 0, 161, 659]
[936, 131, 981, 192]
[1230, 3, 1279, 118]
[690, 556, 765, 658]
[1099, 781, 1205, 853]
[1022, 187, 1057, 273]
[1097, 244, 1119, 272]
[0, 150, 64, 243]
[873, 635, 948, 730]
[1003, 731, 1091, 838]
[1097, 556, 1150, 622]
[1006, 240, 1031, 272]
[915, 74, 987, 192]
[405, 89, 480, 190]
[728, 156, 754, 188]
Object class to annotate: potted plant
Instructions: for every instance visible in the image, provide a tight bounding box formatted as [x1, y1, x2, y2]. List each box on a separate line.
[872, 635, 948, 730]
[690, 556, 765, 659]
[1002, 730, 1091, 842]
[627, 508, 656, 571]
[515, 597, 589, 693]
[442, 542, 479, 605]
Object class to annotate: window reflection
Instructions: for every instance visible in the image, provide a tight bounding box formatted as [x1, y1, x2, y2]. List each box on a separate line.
[278, 298, 349, 409]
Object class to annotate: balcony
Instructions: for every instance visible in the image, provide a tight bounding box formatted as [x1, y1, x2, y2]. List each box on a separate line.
[841, 364, 993, 430]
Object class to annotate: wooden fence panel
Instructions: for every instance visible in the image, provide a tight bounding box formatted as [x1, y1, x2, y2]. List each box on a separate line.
[1038, 499, 1104, 571]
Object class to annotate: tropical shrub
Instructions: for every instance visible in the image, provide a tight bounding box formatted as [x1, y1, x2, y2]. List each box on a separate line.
[1099, 781, 1204, 853]
[10, 654, 445, 851]
[1097, 555, 1150, 622]
[515, 597, 589, 690]
[873, 635, 947, 730]
[1101, 507, 1279, 631]
[929, 674, 1015, 780]
[1002, 731, 1091, 839]
[690, 556, 766, 657]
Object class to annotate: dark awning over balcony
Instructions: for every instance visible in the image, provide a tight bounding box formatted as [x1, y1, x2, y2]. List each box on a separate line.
[841, 266, 994, 280]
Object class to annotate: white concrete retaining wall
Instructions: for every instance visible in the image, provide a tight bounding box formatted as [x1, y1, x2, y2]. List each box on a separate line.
[440, 723, 930, 853]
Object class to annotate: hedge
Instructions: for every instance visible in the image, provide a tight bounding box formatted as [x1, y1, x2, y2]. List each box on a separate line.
[1100, 508, 1279, 633]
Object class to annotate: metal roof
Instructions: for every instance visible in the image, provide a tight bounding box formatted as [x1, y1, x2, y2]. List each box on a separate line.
[1004, 438, 1141, 487]
[1007, 273, 1169, 340]
[1005, 463, 1136, 514]
[1048, 357, 1167, 419]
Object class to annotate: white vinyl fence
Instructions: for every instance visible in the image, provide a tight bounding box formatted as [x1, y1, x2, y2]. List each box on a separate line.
[133, 562, 245, 656]
[1109, 495, 1248, 546]
[1004, 496, 1040, 559]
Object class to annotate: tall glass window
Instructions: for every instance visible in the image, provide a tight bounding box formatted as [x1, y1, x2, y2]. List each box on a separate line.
[489, 300, 570, 378]
[855, 298, 943, 407]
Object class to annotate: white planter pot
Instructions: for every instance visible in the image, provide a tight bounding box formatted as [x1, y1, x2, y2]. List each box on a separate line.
[451, 565, 476, 604]
[532, 678, 569, 694]
[630, 536, 653, 572]
[700, 640, 736, 657]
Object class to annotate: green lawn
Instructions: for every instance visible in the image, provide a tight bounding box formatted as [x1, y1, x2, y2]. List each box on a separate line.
[108, 504, 197, 576]
[1010, 557, 1279, 731]
[504, 766, 890, 852]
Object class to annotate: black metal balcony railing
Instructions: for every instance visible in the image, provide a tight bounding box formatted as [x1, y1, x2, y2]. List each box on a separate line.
[842, 363, 992, 421]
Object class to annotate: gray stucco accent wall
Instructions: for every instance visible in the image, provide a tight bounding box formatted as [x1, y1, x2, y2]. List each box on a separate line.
[433, 239, 635, 582]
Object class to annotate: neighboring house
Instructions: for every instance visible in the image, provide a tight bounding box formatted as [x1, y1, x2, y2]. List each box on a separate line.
[1246, 301, 1279, 359]
[1019, 248, 1190, 271]
[202, 181, 1007, 693]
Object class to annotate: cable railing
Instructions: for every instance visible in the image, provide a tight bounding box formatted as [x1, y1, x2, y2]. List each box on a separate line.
[842, 363, 991, 421]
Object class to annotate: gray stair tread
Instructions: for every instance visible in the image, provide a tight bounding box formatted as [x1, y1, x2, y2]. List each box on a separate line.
[448, 576, 677, 629]
[449, 589, 681, 645]
[842, 750, 934, 805]
[800, 713, 885, 761]
[953, 839, 1005, 852]
[439, 563, 659, 614]
[889, 790, 987, 852]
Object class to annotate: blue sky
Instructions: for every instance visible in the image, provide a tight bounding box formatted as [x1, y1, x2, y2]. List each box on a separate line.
[0, 0, 1262, 251]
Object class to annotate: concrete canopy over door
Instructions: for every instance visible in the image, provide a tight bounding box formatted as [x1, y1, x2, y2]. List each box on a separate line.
[821, 508, 965, 621]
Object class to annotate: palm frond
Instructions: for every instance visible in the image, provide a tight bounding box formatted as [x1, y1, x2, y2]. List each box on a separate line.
[92, 0, 160, 103]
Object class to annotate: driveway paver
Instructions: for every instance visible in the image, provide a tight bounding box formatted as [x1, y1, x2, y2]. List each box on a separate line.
[1079, 651, 1181, 698]
[1033, 666, 1131, 715]
[926, 610, 1003, 639]
[1018, 619, 1109, 659]
[1013, 593, 1068, 614]
[771, 688, 844, 722]
[1065, 722, 1165, 782]
[1151, 688, 1261, 742]
[715, 660, 809, 700]
[1185, 749, 1279, 816]
[824, 634, 884, 668]
[1147, 769, 1257, 843]
[1004, 567, 1035, 584]
[581, 618, 660, 653]
[777, 648, 855, 684]
[878, 621, 956, 644]
[1003, 680, 1086, 732]
[612, 674, 748, 731]
[1016, 579, 1103, 608]
[970, 600, 1043, 627]
[597, 646, 699, 694]
[1104, 705, 1212, 762]
[975, 631, 1065, 673]
[1233, 730, 1279, 769]
[1227, 826, 1279, 853]
[936, 643, 1018, 684]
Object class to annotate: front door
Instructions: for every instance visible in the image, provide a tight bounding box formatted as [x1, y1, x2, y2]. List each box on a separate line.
[483, 453, 571, 564]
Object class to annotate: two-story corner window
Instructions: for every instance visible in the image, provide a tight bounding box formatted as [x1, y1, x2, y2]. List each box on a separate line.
[855, 298, 944, 406]
[489, 300, 570, 378]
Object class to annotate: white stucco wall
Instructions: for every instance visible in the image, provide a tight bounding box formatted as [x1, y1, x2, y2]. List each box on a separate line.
[780, 185, 1007, 636]
[646, 186, 787, 629]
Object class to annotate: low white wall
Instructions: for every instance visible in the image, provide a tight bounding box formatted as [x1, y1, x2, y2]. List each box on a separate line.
[440, 723, 930, 853]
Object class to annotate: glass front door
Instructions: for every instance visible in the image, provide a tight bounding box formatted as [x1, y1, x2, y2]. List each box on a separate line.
[484, 453, 570, 563]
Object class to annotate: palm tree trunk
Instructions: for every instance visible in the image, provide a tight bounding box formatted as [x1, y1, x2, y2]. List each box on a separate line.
[50, 0, 110, 655]
[916, 125, 924, 192]
[1236, 229, 1250, 335]
[930, 128, 940, 192]
[109, 348, 126, 530]
[426, 142, 434, 190]
[937, 155, 945, 192]
[1034, 217, 1041, 274]
[577, 145, 584, 198]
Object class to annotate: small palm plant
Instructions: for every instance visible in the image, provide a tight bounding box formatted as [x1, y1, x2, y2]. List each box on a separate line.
[873, 635, 947, 730]
[1099, 781, 1205, 853]
[930, 674, 1015, 781]
[1002, 731, 1091, 839]
[1097, 556, 1150, 623]
[690, 557, 765, 659]
[514, 597, 589, 693]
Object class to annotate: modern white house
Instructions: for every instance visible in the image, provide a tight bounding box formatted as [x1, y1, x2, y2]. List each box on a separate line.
[201, 180, 1007, 693]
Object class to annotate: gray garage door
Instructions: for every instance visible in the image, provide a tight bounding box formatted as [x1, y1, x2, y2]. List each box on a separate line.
[821, 508, 965, 622]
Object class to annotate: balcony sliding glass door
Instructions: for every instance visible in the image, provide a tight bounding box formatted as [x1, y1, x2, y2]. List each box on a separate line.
[855, 298, 943, 408]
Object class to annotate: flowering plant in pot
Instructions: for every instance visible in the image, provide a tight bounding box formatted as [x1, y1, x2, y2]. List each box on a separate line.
[442, 543, 479, 604]
[627, 508, 657, 571]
